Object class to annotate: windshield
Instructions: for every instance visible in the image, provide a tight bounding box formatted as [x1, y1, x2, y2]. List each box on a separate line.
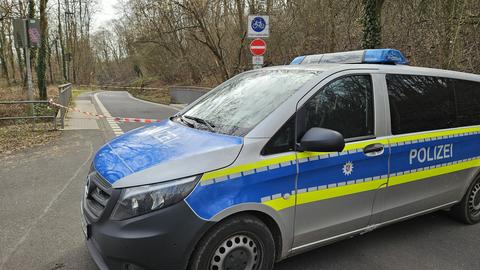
[181, 69, 320, 136]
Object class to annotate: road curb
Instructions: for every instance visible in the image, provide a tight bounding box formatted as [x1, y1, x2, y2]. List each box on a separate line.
[125, 92, 180, 111]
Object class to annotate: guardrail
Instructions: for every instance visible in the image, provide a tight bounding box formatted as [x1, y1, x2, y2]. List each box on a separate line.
[58, 83, 73, 129]
[77, 84, 213, 105]
[0, 100, 56, 130]
[168, 86, 212, 104]
[76, 84, 162, 91]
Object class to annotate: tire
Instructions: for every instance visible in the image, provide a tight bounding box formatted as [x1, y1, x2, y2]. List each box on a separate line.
[188, 215, 276, 270]
[450, 176, 480, 224]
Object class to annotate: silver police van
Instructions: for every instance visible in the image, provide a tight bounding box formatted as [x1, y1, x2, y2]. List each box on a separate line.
[82, 49, 480, 270]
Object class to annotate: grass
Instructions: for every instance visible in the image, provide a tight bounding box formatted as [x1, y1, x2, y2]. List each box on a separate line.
[71, 88, 93, 100]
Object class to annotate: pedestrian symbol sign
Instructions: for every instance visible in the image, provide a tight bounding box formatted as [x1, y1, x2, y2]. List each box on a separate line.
[247, 15, 269, 38]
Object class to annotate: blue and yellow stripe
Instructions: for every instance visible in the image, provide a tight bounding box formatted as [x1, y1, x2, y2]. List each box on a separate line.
[186, 126, 480, 220]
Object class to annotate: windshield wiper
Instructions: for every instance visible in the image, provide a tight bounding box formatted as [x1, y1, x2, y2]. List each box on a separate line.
[183, 115, 215, 132]
[172, 115, 195, 128]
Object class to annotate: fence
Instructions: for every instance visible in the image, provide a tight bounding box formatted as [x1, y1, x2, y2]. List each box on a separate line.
[58, 83, 73, 129]
[0, 100, 56, 130]
[0, 83, 72, 130]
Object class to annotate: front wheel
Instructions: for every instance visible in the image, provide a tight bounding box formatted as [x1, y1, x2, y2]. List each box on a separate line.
[188, 215, 275, 270]
[450, 176, 480, 224]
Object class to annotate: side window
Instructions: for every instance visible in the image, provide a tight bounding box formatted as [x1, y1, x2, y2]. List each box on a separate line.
[387, 74, 456, 134]
[300, 75, 374, 139]
[261, 115, 295, 155]
[454, 79, 480, 126]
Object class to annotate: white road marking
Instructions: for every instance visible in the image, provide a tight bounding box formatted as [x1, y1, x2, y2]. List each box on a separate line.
[93, 93, 124, 136]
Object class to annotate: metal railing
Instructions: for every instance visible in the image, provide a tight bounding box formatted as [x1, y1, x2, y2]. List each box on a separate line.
[0, 100, 56, 130]
[0, 83, 72, 130]
[168, 86, 212, 104]
[58, 83, 73, 129]
[77, 84, 213, 105]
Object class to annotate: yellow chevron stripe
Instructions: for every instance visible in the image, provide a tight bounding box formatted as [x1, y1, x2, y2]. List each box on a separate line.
[263, 179, 387, 211]
[262, 194, 296, 211]
[201, 126, 479, 183]
[297, 179, 387, 205]
[201, 154, 296, 181]
[263, 159, 480, 212]
[389, 159, 480, 186]
[201, 139, 388, 181]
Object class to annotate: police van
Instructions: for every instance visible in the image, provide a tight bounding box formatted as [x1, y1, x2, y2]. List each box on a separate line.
[82, 49, 480, 270]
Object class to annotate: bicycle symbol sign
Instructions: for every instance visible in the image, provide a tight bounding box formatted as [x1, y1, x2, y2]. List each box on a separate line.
[251, 17, 266, 32]
[247, 15, 269, 38]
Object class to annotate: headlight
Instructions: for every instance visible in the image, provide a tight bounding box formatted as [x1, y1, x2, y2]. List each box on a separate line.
[111, 175, 200, 220]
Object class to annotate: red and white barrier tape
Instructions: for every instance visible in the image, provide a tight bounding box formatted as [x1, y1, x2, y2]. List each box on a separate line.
[48, 99, 162, 123]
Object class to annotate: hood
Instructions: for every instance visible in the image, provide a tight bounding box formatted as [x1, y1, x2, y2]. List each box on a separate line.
[93, 120, 243, 188]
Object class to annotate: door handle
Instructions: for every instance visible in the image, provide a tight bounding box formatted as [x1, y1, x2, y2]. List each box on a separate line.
[363, 143, 384, 157]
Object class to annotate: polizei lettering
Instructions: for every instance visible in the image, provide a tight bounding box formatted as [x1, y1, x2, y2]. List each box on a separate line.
[409, 144, 453, 165]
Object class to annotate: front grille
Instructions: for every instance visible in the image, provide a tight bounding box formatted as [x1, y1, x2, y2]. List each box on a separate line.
[84, 171, 113, 221]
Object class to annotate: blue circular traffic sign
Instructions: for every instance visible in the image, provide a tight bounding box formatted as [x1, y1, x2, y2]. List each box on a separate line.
[251, 17, 266, 33]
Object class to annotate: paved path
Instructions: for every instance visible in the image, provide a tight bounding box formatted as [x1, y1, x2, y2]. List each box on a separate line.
[276, 211, 480, 270]
[1, 91, 479, 270]
[0, 129, 102, 270]
[63, 97, 99, 130]
[94, 91, 179, 134]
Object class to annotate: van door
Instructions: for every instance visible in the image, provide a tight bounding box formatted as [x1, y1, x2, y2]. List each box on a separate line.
[293, 74, 390, 249]
[381, 74, 464, 222]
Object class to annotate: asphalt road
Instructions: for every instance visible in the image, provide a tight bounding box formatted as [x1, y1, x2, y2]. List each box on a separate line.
[94, 91, 179, 132]
[1, 91, 479, 270]
[0, 129, 103, 270]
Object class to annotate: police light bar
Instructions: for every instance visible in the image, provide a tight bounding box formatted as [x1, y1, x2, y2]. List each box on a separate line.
[290, 49, 409, 65]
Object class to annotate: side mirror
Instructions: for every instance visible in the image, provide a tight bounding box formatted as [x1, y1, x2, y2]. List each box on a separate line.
[298, 127, 345, 152]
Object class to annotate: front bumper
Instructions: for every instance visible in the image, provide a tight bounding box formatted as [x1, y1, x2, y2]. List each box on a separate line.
[82, 201, 213, 270]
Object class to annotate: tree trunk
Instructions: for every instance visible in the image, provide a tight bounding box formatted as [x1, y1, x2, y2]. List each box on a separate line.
[28, 0, 36, 70]
[48, 39, 54, 84]
[58, 0, 67, 81]
[0, 23, 10, 85]
[15, 46, 25, 86]
[361, 0, 385, 49]
[37, 0, 49, 100]
[7, 26, 17, 83]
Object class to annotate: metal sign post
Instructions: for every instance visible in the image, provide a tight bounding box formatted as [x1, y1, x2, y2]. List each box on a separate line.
[247, 2, 270, 70]
[25, 40, 33, 101]
[13, 19, 40, 102]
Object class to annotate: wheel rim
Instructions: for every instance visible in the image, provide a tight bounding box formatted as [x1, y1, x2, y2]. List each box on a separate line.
[468, 182, 480, 217]
[210, 234, 260, 270]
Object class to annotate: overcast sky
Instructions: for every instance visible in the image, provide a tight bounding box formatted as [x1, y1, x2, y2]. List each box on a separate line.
[92, 0, 120, 31]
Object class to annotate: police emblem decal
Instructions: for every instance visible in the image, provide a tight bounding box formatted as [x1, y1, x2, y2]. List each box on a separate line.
[342, 161, 354, 176]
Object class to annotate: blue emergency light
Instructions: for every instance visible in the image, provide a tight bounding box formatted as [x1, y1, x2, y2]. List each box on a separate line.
[290, 49, 409, 65]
